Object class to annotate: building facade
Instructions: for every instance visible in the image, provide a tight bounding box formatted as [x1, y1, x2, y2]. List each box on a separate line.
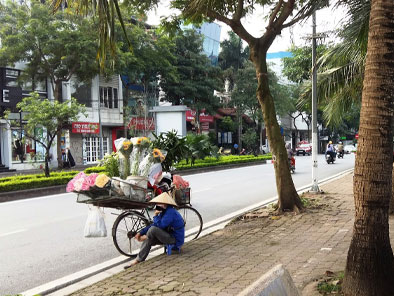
[0, 66, 124, 171]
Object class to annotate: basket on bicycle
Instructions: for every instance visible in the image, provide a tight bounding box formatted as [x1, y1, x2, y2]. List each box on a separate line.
[173, 187, 191, 205]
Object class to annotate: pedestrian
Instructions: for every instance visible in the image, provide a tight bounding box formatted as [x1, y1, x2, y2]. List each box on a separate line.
[67, 148, 76, 167]
[124, 192, 185, 269]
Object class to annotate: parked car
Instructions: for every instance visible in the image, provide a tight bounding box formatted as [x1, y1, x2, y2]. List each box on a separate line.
[296, 143, 312, 156]
[344, 145, 356, 154]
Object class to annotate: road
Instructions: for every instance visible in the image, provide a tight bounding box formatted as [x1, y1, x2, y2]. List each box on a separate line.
[0, 154, 355, 295]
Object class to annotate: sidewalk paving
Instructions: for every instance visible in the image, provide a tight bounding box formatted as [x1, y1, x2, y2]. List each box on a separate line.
[66, 172, 394, 296]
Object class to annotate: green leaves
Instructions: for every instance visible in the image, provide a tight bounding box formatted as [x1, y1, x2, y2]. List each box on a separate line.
[16, 93, 86, 148]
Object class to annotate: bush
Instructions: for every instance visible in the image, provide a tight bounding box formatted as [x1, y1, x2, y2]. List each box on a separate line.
[0, 171, 78, 183]
[84, 166, 106, 174]
[0, 175, 74, 192]
[175, 154, 271, 170]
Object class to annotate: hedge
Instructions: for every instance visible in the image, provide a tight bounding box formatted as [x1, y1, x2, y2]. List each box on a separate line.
[0, 175, 74, 193]
[84, 166, 106, 174]
[0, 171, 79, 183]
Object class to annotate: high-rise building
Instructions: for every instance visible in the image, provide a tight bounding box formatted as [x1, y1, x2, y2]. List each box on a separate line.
[182, 23, 221, 65]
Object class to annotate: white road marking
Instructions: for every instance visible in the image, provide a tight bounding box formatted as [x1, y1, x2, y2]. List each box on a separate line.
[0, 229, 27, 237]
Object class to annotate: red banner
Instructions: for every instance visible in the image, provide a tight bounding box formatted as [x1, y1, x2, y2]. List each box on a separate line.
[128, 117, 155, 131]
[186, 110, 196, 122]
[72, 122, 100, 134]
[186, 110, 214, 123]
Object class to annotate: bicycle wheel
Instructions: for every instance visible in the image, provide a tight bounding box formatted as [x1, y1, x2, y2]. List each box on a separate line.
[112, 211, 149, 257]
[177, 205, 203, 240]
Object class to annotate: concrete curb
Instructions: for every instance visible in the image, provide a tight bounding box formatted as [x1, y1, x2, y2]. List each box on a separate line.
[237, 264, 300, 296]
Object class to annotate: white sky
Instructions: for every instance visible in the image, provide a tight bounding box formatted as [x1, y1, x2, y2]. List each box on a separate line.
[147, 2, 347, 53]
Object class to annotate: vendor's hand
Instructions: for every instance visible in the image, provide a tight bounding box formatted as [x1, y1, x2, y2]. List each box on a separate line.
[134, 233, 141, 241]
[154, 210, 161, 216]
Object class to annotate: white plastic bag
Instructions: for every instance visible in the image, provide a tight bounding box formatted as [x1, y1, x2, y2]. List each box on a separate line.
[84, 206, 107, 237]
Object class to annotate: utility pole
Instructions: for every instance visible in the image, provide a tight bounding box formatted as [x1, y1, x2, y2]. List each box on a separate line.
[310, 10, 320, 193]
[98, 91, 103, 160]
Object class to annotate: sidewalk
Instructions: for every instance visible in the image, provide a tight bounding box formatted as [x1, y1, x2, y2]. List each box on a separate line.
[62, 173, 394, 296]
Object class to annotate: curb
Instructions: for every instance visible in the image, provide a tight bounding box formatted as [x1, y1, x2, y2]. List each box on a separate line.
[0, 160, 269, 203]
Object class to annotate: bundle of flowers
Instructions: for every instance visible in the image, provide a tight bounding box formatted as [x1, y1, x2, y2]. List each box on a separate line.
[67, 172, 99, 192]
[130, 137, 151, 176]
[139, 148, 166, 178]
[114, 138, 133, 179]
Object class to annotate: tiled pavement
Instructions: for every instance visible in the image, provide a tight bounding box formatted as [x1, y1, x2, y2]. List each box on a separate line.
[67, 173, 394, 295]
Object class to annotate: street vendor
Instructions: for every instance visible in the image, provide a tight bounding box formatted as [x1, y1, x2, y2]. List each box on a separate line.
[124, 192, 185, 269]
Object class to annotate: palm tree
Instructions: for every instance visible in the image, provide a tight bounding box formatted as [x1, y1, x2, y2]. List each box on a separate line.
[341, 0, 394, 294]
[299, 0, 369, 126]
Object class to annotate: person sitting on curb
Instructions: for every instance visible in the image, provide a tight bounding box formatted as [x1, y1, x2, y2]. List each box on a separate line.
[124, 192, 185, 269]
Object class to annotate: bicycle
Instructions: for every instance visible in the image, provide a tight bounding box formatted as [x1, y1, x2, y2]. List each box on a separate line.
[76, 178, 203, 258]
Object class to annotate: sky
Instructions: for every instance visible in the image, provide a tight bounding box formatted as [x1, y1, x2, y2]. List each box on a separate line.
[147, 2, 347, 53]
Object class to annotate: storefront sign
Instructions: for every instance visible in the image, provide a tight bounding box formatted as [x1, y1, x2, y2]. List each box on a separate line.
[201, 122, 210, 131]
[199, 113, 214, 123]
[186, 110, 196, 122]
[72, 122, 100, 134]
[128, 117, 155, 131]
[186, 110, 214, 123]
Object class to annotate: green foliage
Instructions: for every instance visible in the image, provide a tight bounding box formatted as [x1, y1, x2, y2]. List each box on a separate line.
[175, 154, 272, 170]
[84, 166, 107, 174]
[14, 93, 86, 177]
[0, 171, 78, 183]
[317, 271, 344, 295]
[241, 128, 258, 151]
[185, 133, 218, 164]
[159, 30, 222, 113]
[0, 175, 74, 193]
[151, 130, 190, 172]
[0, 1, 99, 92]
[219, 116, 236, 132]
[99, 152, 120, 177]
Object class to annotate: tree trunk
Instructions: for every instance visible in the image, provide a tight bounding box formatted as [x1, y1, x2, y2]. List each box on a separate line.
[342, 0, 394, 294]
[44, 151, 50, 177]
[390, 166, 394, 214]
[251, 47, 302, 212]
[54, 81, 63, 169]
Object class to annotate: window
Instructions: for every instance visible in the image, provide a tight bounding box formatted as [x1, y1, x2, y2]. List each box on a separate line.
[72, 82, 92, 107]
[83, 137, 108, 163]
[11, 128, 45, 163]
[99, 87, 118, 109]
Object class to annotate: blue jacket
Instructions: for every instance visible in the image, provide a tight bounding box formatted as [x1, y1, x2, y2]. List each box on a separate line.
[140, 206, 185, 248]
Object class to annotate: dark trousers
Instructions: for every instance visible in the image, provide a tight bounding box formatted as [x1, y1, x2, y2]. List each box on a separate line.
[137, 226, 175, 262]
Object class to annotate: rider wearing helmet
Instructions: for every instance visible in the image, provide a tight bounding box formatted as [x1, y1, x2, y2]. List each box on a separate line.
[326, 141, 336, 160]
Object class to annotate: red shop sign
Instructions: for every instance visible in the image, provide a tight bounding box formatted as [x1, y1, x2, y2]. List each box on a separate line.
[128, 117, 155, 131]
[72, 122, 100, 134]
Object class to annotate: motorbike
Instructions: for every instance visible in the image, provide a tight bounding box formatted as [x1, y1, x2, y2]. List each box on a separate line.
[326, 152, 336, 164]
[289, 157, 295, 173]
[337, 150, 344, 159]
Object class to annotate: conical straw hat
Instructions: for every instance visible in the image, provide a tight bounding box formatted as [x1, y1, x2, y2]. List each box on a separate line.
[149, 192, 177, 206]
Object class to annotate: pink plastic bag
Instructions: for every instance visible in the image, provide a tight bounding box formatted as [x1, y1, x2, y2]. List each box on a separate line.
[172, 175, 189, 189]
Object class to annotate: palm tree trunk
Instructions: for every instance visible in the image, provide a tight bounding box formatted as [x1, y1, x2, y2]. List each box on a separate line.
[251, 49, 302, 212]
[343, 0, 394, 294]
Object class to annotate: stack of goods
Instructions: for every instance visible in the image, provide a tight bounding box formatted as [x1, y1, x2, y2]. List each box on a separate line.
[68, 137, 166, 201]
[67, 172, 111, 198]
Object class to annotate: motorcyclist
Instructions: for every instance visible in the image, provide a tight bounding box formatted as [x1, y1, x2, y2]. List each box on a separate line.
[337, 142, 344, 157]
[286, 143, 295, 172]
[326, 141, 336, 160]
[286, 143, 294, 160]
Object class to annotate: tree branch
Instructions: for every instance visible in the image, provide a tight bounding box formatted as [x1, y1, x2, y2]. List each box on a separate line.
[205, 10, 256, 45]
[233, 0, 244, 21]
[269, 0, 284, 24]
